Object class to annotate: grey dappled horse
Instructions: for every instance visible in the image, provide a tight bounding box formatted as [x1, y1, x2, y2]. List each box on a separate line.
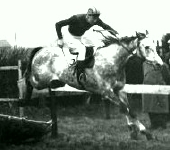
[21, 26, 161, 140]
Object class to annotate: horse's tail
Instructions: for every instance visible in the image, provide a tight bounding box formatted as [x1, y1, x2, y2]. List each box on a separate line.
[24, 47, 43, 79]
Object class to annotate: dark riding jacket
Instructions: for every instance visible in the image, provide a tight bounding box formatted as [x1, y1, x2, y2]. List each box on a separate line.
[55, 14, 118, 39]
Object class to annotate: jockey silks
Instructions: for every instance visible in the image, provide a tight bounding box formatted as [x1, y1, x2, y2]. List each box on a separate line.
[55, 14, 118, 39]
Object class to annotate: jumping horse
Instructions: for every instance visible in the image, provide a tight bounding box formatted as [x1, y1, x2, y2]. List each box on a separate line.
[21, 26, 161, 140]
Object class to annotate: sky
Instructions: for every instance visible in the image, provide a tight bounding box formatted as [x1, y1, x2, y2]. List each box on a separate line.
[0, 0, 170, 47]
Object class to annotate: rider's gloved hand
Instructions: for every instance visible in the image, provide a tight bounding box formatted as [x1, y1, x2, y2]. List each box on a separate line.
[57, 39, 64, 48]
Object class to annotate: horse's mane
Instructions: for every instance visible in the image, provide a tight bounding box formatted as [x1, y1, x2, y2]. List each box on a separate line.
[102, 36, 137, 47]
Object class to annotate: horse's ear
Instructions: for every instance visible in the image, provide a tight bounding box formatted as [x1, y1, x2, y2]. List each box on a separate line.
[136, 31, 139, 37]
[136, 31, 141, 38]
[146, 30, 149, 35]
[136, 30, 148, 39]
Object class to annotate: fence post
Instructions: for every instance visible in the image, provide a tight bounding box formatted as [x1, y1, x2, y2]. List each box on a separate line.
[18, 60, 24, 117]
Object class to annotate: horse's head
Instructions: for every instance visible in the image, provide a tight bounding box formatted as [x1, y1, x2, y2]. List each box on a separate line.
[123, 30, 163, 65]
[137, 37, 163, 65]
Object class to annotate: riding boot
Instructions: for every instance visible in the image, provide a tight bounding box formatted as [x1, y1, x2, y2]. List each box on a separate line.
[76, 60, 86, 87]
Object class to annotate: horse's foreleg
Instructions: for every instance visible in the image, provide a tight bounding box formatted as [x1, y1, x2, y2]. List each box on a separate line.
[118, 90, 153, 140]
[49, 87, 58, 138]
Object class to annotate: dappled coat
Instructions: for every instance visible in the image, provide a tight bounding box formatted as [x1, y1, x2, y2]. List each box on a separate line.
[142, 61, 169, 113]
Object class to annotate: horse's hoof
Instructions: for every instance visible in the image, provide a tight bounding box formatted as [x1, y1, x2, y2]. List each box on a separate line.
[141, 130, 154, 140]
[145, 132, 154, 140]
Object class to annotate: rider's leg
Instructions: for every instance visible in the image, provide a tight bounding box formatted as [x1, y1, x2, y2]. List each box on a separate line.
[62, 45, 76, 64]
[77, 51, 86, 61]
[62, 28, 81, 63]
[76, 43, 86, 61]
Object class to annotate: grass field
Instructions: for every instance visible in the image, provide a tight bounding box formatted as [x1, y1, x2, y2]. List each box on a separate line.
[1, 99, 170, 150]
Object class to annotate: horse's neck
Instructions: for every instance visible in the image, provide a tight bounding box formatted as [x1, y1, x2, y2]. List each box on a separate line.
[98, 45, 130, 69]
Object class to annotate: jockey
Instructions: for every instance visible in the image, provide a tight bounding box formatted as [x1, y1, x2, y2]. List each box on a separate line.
[55, 7, 119, 86]
[55, 7, 119, 61]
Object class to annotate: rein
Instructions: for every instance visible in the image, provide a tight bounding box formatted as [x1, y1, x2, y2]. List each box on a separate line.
[93, 29, 138, 55]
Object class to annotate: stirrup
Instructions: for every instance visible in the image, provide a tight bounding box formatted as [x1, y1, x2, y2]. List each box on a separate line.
[79, 72, 87, 82]
[69, 59, 79, 68]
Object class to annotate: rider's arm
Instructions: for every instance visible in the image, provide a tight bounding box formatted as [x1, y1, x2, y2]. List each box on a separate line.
[55, 16, 76, 39]
[97, 19, 118, 36]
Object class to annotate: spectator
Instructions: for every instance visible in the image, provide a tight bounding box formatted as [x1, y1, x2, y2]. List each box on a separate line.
[142, 60, 169, 129]
[164, 40, 170, 67]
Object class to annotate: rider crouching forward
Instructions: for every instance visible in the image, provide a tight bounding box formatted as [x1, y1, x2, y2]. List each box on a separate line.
[55, 7, 119, 61]
[55, 7, 119, 86]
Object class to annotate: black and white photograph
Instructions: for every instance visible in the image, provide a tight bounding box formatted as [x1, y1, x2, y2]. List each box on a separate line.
[0, 0, 170, 149]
